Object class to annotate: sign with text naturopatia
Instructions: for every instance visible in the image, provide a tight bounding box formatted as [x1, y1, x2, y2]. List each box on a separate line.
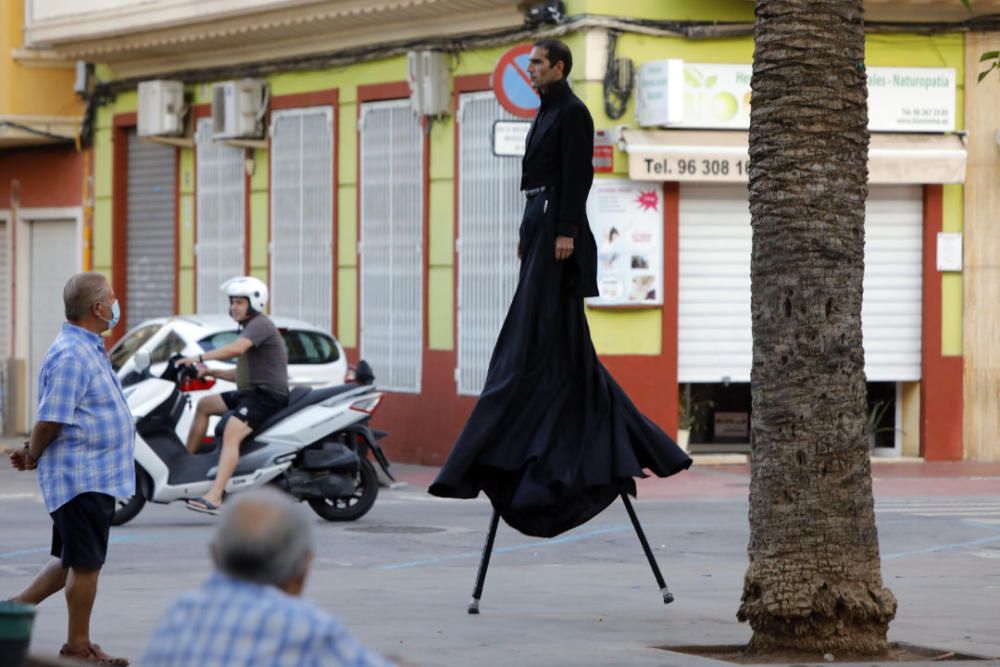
[636, 61, 956, 133]
[586, 179, 663, 307]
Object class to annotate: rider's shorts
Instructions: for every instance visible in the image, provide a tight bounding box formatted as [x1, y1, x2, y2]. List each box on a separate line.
[220, 388, 289, 430]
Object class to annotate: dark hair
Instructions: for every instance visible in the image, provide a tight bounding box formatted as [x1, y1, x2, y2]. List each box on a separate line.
[533, 39, 573, 78]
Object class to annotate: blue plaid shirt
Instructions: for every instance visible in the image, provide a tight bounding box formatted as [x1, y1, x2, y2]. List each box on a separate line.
[142, 573, 395, 667]
[35, 323, 135, 513]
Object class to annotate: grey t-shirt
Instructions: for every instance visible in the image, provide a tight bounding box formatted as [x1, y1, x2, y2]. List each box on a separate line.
[235, 314, 288, 396]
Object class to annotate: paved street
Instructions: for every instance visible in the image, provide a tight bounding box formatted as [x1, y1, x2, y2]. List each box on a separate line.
[2, 452, 1000, 666]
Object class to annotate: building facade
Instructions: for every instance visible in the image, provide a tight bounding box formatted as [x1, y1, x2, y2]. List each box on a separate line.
[1, 0, 85, 433]
[18, 0, 1000, 461]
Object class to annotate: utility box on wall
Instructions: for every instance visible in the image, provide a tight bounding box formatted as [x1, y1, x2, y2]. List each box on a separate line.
[407, 50, 450, 116]
[137, 80, 186, 136]
[212, 79, 269, 139]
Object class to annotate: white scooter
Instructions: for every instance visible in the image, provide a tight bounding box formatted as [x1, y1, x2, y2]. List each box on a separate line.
[113, 352, 393, 525]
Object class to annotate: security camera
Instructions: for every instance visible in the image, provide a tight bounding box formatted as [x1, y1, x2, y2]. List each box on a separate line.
[524, 0, 566, 27]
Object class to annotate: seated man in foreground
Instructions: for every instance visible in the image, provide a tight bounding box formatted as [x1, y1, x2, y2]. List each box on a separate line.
[142, 488, 395, 667]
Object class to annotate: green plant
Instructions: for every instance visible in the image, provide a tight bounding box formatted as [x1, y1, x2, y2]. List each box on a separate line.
[679, 386, 714, 434]
[866, 400, 895, 435]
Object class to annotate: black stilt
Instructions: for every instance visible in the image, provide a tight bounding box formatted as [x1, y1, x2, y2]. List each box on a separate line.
[468, 510, 501, 614]
[620, 493, 674, 604]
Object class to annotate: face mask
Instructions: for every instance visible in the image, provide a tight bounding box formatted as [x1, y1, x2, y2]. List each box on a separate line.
[99, 300, 121, 331]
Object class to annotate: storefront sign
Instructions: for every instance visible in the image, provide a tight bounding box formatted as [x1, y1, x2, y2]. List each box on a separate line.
[492, 44, 540, 119]
[586, 179, 663, 307]
[868, 67, 955, 132]
[714, 412, 749, 439]
[637, 152, 749, 182]
[493, 120, 530, 157]
[636, 61, 956, 132]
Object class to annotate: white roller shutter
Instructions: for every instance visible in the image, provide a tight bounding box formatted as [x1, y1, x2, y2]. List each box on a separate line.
[359, 100, 423, 393]
[862, 186, 923, 381]
[126, 131, 176, 327]
[269, 107, 334, 331]
[456, 92, 522, 395]
[196, 118, 246, 312]
[0, 217, 8, 360]
[677, 184, 922, 383]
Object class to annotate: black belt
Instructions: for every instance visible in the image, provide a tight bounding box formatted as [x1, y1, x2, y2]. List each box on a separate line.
[524, 185, 553, 199]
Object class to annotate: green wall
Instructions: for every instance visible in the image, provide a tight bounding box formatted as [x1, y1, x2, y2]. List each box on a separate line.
[91, 24, 965, 358]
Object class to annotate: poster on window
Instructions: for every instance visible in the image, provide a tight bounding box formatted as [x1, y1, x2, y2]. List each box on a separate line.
[586, 179, 663, 307]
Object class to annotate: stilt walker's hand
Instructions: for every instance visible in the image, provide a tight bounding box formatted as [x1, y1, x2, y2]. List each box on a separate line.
[555, 236, 574, 261]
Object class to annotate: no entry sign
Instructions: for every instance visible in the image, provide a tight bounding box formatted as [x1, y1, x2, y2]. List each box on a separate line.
[492, 44, 540, 119]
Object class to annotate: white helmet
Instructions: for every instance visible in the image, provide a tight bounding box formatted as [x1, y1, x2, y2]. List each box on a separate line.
[220, 276, 269, 314]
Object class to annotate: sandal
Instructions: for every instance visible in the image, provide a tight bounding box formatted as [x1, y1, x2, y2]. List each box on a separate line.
[60, 642, 129, 665]
[185, 497, 220, 515]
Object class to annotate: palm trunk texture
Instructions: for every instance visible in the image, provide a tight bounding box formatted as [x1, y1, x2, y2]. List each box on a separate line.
[737, 0, 897, 655]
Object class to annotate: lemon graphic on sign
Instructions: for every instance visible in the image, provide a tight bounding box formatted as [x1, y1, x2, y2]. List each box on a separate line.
[712, 92, 738, 121]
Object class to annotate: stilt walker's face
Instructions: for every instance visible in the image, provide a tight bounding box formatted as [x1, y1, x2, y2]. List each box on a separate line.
[527, 46, 564, 93]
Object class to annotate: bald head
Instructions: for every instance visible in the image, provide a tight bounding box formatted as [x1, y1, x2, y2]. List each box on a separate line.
[212, 489, 314, 588]
[64, 272, 110, 322]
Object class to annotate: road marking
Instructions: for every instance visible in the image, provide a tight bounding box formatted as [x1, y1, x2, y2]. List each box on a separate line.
[0, 493, 42, 501]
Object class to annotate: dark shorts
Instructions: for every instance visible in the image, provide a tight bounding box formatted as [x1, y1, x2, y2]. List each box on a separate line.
[50, 492, 115, 570]
[221, 388, 288, 431]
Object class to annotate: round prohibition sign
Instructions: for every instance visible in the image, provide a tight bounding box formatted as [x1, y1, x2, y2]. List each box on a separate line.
[492, 44, 540, 119]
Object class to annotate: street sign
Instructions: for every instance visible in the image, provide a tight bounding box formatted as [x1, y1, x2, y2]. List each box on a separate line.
[492, 44, 540, 119]
[493, 120, 531, 157]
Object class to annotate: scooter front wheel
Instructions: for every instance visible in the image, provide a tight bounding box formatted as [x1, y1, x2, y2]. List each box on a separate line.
[111, 463, 149, 526]
[308, 458, 378, 522]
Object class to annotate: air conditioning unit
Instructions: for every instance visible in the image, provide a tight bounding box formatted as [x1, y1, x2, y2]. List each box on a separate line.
[137, 80, 185, 137]
[407, 51, 450, 116]
[212, 79, 268, 140]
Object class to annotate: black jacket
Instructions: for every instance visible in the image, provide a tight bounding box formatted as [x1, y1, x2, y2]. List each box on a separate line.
[521, 79, 599, 298]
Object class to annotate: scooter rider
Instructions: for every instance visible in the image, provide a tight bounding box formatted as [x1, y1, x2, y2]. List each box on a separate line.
[177, 277, 289, 515]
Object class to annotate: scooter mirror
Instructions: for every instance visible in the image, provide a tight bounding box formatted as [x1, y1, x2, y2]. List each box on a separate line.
[134, 350, 152, 373]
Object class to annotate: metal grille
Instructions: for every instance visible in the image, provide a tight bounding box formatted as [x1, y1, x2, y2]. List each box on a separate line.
[359, 100, 423, 393]
[126, 130, 176, 328]
[678, 184, 923, 383]
[269, 107, 334, 331]
[456, 92, 523, 395]
[196, 118, 246, 313]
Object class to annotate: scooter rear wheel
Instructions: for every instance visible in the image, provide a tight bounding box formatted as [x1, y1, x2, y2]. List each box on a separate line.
[111, 463, 149, 526]
[308, 458, 378, 521]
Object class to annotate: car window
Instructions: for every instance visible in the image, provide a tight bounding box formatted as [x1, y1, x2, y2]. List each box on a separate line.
[282, 330, 340, 365]
[109, 324, 160, 371]
[197, 331, 239, 352]
[198, 328, 339, 364]
[150, 331, 186, 364]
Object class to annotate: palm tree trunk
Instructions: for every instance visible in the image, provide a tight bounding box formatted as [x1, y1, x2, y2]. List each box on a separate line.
[738, 0, 896, 655]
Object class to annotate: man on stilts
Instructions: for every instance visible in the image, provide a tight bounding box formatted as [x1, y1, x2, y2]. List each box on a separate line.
[428, 39, 692, 613]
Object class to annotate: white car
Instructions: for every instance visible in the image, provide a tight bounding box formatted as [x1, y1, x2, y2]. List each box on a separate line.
[110, 314, 348, 442]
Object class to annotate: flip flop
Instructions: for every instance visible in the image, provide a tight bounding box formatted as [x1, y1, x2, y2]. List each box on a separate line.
[185, 498, 220, 516]
[60, 642, 130, 665]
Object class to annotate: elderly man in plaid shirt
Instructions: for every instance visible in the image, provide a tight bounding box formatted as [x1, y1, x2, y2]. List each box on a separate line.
[142, 488, 395, 667]
[8, 272, 134, 665]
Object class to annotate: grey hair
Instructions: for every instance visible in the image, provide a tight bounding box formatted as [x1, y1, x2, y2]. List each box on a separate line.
[212, 489, 314, 587]
[63, 272, 111, 321]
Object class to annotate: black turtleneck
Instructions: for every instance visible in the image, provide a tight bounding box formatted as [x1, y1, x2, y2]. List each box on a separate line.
[519, 76, 599, 298]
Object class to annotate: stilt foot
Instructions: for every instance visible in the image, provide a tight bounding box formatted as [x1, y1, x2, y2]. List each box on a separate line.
[662, 587, 674, 604]
[467, 598, 480, 614]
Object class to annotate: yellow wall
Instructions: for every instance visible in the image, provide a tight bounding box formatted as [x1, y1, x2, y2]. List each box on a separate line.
[0, 1, 83, 118]
[90, 25, 966, 359]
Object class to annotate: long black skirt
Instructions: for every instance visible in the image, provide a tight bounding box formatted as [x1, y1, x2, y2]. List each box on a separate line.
[428, 193, 692, 538]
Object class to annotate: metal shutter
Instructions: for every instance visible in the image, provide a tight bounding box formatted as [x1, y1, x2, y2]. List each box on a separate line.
[456, 92, 522, 395]
[677, 184, 922, 383]
[196, 118, 246, 312]
[270, 107, 334, 331]
[126, 131, 176, 328]
[359, 100, 423, 393]
[0, 218, 8, 360]
[862, 186, 922, 381]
